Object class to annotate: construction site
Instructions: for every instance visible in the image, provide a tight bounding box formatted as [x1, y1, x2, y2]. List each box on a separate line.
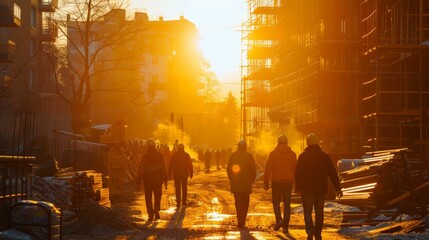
[241, 0, 429, 158]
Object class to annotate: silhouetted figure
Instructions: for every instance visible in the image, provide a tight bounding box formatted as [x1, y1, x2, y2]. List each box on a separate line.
[140, 138, 168, 221]
[173, 139, 179, 153]
[204, 149, 212, 173]
[215, 149, 221, 170]
[227, 140, 257, 228]
[263, 135, 297, 233]
[295, 133, 343, 240]
[163, 145, 172, 176]
[220, 148, 227, 169]
[169, 143, 193, 208]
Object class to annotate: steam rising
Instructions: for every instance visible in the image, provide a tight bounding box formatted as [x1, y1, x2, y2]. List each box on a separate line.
[248, 122, 305, 162]
[153, 122, 198, 160]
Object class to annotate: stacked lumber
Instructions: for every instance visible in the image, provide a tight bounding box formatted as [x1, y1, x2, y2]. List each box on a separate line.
[338, 149, 429, 209]
[56, 170, 111, 211]
[368, 219, 426, 234]
[32, 168, 111, 211]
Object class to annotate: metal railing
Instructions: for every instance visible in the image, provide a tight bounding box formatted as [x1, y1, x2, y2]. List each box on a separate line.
[0, 156, 33, 230]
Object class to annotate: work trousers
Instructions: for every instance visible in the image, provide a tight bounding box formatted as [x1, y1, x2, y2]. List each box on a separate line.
[174, 176, 188, 205]
[272, 182, 292, 228]
[302, 193, 325, 238]
[143, 180, 162, 217]
[233, 192, 250, 227]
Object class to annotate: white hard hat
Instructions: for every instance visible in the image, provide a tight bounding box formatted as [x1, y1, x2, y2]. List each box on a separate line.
[237, 140, 247, 149]
[306, 133, 320, 146]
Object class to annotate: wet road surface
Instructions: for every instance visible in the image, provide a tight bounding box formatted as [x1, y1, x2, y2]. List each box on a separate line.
[65, 168, 352, 239]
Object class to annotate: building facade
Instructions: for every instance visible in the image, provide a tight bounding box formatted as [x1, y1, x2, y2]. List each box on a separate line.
[242, 0, 429, 157]
[68, 9, 204, 140]
[0, 0, 68, 152]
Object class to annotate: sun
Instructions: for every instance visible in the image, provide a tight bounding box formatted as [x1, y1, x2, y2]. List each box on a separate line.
[130, 0, 246, 90]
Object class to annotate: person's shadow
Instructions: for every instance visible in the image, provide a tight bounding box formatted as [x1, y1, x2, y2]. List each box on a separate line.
[166, 206, 186, 229]
[238, 228, 296, 240]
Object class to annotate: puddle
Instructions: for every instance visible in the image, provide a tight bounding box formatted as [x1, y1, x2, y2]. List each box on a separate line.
[203, 231, 283, 240]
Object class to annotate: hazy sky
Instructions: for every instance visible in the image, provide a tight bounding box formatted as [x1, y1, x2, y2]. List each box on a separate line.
[130, 0, 246, 98]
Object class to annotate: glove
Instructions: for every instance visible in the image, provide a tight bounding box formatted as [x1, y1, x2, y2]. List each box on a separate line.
[263, 183, 269, 191]
[336, 190, 343, 199]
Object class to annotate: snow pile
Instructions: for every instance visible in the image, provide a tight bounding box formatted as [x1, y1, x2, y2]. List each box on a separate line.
[292, 201, 360, 213]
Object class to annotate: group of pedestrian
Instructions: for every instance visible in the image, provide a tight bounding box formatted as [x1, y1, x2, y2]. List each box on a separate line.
[138, 139, 193, 221]
[226, 133, 341, 240]
[197, 148, 232, 173]
[139, 133, 342, 240]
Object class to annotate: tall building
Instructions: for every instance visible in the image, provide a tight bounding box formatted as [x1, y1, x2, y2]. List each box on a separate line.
[242, 0, 429, 157]
[68, 9, 204, 139]
[242, 0, 362, 155]
[0, 0, 66, 151]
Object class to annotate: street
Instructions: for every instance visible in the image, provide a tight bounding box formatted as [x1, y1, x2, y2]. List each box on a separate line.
[64, 168, 351, 240]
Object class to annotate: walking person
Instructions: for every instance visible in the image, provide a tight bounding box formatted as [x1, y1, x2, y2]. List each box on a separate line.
[263, 135, 297, 234]
[169, 143, 193, 208]
[204, 149, 212, 173]
[227, 140, 257, 228]
[295, 133, 343, 240]
[140, 138, 168, 221]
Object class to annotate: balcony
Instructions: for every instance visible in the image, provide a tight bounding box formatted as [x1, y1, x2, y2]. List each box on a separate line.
[39, 0, 58, 12]
[0, 4, 21, 27]
[40, 22, 58, 42]
[0, 40, 16, 63]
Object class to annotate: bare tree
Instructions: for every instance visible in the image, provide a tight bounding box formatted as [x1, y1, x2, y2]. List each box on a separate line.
[200, 59, 220, 103]
[51, 0, 146, 133]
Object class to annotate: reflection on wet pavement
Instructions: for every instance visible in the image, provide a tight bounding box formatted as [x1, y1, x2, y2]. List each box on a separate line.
[203, 230, 285, 240]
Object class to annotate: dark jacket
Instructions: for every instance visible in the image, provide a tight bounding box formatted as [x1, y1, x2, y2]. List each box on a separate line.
[295, 145, 341, 194]
[169, 150, 193, 179]
[227, 149, 257, 194]
[141, 147, 167, 185]
[264, 144, 297, 184]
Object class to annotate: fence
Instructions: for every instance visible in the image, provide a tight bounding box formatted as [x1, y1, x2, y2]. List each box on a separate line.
[0, 155, 33, 230]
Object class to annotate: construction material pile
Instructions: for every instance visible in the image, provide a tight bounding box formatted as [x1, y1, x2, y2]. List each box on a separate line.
[32, 168, 111, 211]
[338, 149, 429, 210]
[63, 201, 138, 235]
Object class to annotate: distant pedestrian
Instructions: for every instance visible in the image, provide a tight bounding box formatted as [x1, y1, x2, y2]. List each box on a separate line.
[295, 133, 342, 240]
[215, 150, 221, 170]
[227, 140, 257, 228]
[173, 139, 179, 153]
[169, 143, 193, 208]
[204, 149, 212, 173]
[263, 135, 297, 234]
[162, 145, 172, 174]
[140, 138, 168, 221]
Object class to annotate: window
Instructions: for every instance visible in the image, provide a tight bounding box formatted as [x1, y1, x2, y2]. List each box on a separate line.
[30, 38, 36, 56]
[341, 20, 347, 34]
[31, 7, 36, 29]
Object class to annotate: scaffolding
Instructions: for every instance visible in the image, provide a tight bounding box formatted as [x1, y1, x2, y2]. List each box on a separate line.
[361, 0, 429, 156]
[242, 0, 362, 155]
[241, 0, 279, 138]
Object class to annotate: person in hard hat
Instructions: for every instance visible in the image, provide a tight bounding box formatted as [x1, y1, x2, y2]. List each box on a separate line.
[227, 140, 257, 228]
[169, 143, 193, 208]
[140, 138, 168, 221]
[263, 135, 297, 234]
[295, 133, 342, 240]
